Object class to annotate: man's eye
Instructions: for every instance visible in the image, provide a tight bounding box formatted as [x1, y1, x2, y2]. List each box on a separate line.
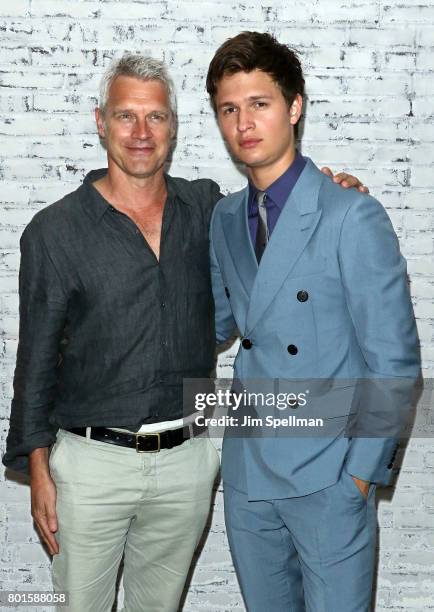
[119, 113, 132, 121]
[223, 107, 236, 115]
[254, 101, 267, 109]
[148, 113, 168, 123]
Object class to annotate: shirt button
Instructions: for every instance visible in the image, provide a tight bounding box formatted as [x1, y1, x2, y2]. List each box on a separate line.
[161, 302, 166, 309]
[135, 229, 140, 235]
[297, 290, 309, 302]
[162, 340, 167, 347]
[287, 344, 298, 355]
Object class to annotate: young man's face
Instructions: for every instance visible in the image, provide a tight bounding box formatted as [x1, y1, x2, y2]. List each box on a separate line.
[95, 75, 175, 180]
[214, 69, 302, 182]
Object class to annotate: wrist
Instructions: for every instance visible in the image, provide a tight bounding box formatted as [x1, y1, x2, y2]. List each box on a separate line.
[29, 447, 50, 479]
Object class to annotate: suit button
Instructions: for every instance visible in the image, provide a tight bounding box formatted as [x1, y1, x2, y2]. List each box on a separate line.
[297, 290, 309, 302]
[242, 338, 252, 350]
[225, 287, 230, 298]
[287, 344, 298, 355]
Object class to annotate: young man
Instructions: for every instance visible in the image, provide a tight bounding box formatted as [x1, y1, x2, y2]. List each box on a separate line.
[207, 32, 420, 611]
[3, 51, 365, 610]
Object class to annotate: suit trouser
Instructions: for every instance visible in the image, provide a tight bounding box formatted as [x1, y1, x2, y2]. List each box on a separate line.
[49, 428, 220, 612]
[224, 469, 377, 612]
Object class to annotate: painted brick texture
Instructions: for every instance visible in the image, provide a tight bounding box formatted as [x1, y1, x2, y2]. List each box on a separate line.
[1, 1, 433, 610]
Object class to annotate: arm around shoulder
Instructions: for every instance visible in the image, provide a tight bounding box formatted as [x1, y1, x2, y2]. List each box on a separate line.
[209, 205, 237, 344]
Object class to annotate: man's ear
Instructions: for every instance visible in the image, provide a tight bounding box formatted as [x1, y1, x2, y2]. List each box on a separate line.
[289, 94, 303, 125]
[95, 108, 106, 139]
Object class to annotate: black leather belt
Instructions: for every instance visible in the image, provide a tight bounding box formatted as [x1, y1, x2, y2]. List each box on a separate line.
[67, 425, 202, 453]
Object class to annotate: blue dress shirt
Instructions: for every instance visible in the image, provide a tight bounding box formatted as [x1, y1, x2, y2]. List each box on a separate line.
[248, 150, 306, 247]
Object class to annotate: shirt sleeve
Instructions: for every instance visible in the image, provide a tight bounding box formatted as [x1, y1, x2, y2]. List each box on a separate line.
[2, 222, 68, 474]
[204, 179, 225, 221]
[209, 205, 238, 344]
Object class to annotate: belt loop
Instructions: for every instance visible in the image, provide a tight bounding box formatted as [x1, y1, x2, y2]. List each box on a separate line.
[86, 426, 91, 442]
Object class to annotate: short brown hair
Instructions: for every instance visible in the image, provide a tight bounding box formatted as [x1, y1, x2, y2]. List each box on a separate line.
[206, 31, 305, 115]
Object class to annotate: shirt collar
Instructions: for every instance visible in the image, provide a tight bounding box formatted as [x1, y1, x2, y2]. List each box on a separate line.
[79, 169, 186, 224]
[79, 168, 112, 223]
[248, 150, 306, 212]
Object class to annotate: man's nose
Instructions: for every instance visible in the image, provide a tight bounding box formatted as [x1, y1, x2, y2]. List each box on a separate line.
[132, 117, 151, 139]
[237, 108, 254, 132]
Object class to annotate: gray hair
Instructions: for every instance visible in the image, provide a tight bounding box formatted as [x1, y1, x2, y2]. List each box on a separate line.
[98, 53, 177, 118]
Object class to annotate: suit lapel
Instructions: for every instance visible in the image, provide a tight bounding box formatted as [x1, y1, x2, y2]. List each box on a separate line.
[245, 159, 324, 334]
[221, 189, 258, 299]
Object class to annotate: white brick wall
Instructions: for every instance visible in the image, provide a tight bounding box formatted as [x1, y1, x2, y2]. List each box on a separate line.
[1, 1, 433, 610]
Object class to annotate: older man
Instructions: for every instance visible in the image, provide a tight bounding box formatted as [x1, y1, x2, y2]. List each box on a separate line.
[3, 53, 365, 611]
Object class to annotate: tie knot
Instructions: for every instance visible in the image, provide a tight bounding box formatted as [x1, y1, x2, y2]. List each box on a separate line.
[256, 191, 267, 207]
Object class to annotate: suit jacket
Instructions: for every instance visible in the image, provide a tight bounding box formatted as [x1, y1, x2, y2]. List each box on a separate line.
[210, 158, 420, 501]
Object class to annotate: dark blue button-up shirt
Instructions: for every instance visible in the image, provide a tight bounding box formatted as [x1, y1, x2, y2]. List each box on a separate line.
[3, 169, 223, 474]
[248, 151, 306, 246]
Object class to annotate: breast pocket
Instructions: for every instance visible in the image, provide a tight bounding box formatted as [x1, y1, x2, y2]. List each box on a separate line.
[288, 256, 327, 279]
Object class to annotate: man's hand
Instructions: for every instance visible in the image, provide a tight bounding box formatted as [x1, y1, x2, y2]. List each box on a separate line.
[321, 167, 369, 193]
[29, 447, 59, 555]
[351, 475, 370, 499]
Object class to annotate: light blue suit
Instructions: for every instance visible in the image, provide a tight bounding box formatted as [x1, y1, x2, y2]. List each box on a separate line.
[210, 158, 420, 611]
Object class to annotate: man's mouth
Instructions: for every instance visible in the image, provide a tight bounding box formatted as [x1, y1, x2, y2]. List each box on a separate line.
[126, 145, 155, 155]
[239, 139, 262, 149]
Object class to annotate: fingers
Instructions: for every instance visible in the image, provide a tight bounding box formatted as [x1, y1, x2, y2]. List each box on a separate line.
[321, 169, 369, 193]
[334, 172, 370, 193]
[357, 184, 369, 194]
[33, 506, 59, 555]
[31, 478, 59, 555]
[320, 166, 333, 178]
[34, 516, 59, 555]
[333, 172, 358, 187]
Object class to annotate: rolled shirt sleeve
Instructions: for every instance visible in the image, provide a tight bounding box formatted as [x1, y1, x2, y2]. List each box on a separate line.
[3, 221, 68, 474]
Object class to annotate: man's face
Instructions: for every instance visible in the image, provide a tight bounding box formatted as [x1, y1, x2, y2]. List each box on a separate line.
[95, 75, 175, 180]
[214, 69, 302, 177]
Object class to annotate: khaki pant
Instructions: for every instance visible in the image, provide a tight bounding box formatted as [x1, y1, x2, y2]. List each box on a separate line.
[50, 428, 220, 612]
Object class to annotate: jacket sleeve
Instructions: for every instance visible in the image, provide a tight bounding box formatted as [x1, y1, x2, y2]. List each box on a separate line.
[338, 194, 420, 484]
[209, 209, 237, 344]
[2, 222, 68, 474]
